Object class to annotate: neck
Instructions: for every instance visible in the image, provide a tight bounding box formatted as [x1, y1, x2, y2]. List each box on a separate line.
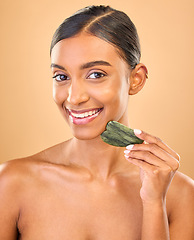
[68, 135, 131, 180]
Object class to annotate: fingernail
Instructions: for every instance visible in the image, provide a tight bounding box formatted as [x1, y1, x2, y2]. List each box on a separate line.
[124, 150, 130, 154]
[126, 144, 134, 150]
[134, 129, 142, 135]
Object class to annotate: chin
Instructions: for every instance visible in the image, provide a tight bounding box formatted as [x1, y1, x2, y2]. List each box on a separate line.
[70, 124, 106, 141]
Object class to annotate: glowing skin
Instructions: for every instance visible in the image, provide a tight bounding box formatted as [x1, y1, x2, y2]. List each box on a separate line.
[0, 26, 193, 240]
[51, 33, 131, 140]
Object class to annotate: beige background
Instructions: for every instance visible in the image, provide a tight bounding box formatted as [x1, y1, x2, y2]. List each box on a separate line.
[0, 0, 193, 178]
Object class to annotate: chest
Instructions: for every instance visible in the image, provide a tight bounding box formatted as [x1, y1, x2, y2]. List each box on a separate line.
[18, 178, 143, 240]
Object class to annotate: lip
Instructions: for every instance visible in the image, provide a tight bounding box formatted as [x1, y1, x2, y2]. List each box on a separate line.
[65, 107, 103, 125]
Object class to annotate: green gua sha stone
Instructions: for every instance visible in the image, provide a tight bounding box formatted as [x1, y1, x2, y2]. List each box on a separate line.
[100, 121, 143, 147]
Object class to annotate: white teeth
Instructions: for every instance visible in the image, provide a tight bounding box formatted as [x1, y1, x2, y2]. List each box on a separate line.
[69, 115, 73, 123]
[70, 109, 101, 119]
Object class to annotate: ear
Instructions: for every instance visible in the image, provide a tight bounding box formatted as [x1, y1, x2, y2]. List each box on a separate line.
[129, 63, 148, 95]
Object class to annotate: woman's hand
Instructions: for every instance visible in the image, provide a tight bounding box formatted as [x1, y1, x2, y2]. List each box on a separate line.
[124, 129, 180, 203]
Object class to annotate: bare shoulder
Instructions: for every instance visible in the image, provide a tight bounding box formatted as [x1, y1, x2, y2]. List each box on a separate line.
[0, 141, 72, 239]
[0, 140, 71, 184]
[167, 172, 193, 223]
[0, 139, 77, 193]
[168, 171, 194, 199]
[166, 171, 194, 238]
[0, 155, 44, 238]
[167, 171, 194, 207]
[0, 153, 45, 193]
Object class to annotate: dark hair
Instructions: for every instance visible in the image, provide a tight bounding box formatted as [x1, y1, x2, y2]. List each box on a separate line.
[50, 5, 141, 69]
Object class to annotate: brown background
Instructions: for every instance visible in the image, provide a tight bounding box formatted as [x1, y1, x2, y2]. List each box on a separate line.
[0, 0, 193, 178]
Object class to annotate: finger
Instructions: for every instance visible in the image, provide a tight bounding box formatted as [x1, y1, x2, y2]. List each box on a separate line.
[134, 129, 180, 161]
[125, 144, 180, 171]
[125, 156, 158, 174]
[124, 149, 168, 169]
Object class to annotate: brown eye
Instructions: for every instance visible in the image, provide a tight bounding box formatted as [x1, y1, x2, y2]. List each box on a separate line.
[88, 72, 106, 79]
[53, 74, 69, 82]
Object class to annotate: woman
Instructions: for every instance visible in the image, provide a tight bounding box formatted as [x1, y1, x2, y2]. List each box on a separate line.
[0, 5, 193, 240]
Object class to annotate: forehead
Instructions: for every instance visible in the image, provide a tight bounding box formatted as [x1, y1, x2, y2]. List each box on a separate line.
[51, 33, 124, 67]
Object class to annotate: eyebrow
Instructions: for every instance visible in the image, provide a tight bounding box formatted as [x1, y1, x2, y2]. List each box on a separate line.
[50, 63, 66, 70]
[80, 60, 112, 69]
[50, 60, 112, 70]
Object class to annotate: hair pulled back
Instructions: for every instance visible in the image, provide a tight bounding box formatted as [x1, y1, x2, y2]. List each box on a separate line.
[50, 5, 141, 69]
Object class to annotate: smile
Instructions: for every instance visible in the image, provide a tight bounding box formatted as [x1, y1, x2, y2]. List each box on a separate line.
[66, 107, 103, 125]
[70, 109, 101, 118]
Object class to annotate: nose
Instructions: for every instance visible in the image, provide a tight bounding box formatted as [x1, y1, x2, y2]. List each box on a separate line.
[67, 79, 89, 106]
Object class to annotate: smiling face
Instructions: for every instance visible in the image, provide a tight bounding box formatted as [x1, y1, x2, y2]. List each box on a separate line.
[50, 33, 131, 140]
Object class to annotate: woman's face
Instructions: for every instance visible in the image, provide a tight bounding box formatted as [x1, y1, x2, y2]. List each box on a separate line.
[51, 33, 131, 140]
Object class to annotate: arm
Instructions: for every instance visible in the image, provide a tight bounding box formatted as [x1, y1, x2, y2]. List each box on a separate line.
[124, 130, 194, 239]
[141, 200, 170, 239]
[0, 162, 21, 239]
[141, 182, 194, 240]
[168, 173, 194, 239]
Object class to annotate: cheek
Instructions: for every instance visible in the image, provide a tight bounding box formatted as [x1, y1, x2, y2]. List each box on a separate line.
[53, 85, 67, 106]
[104, 79, 129, 117]
[91, 79, 129, 106]
[89, 80, 129, 119]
